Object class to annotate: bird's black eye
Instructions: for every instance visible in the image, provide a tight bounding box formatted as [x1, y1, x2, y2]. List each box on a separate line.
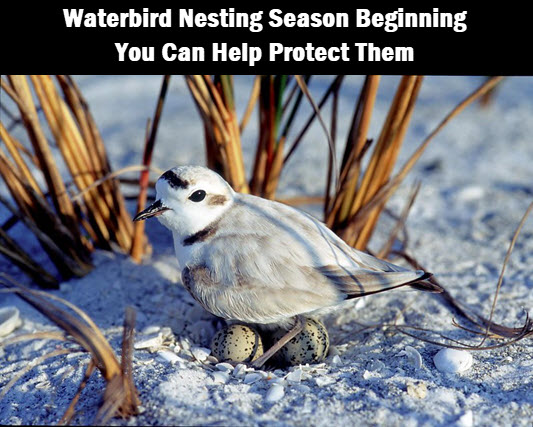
[189, 190, 206, 202]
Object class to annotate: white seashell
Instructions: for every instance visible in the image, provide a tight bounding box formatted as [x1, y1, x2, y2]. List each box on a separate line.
[300, 363, 327, 375]
[286, 369, 303, 383]
[330, 355, 343, 366]
[295, 384, 311, 393]
[243, 373, 263, 384]
[269, 377, 286, 386]
[160, 327, 174, 340]
[216, 362, 234, 372]
[354, 297, 367, 310]
[400, 346, 423, 369]
[180, 338, 191, 351]
[406, 381, 427, 399]
[0, 306, 21, 337]
[134, 332, 163, 349]
[205, 355, 219, 364]
[457, 186, 484, 202]
[212, 371, 230, 384]
[141, 325, 161, 335]
[433, 348, 473, 373]
[157, 350, 181, 364]
[191, 347, 211, 362]
[265, 384, 285, 403]
[232, 363, 248, 378]
[455, 410, 474, 427]
[315, 376, 336, 387]
[300, 372, 312, 381]
[35, 380, 51, 390]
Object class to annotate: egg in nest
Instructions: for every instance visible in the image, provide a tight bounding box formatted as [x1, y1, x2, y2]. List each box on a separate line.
[210, 323, 264, 363]
[271, 318, 329, 366]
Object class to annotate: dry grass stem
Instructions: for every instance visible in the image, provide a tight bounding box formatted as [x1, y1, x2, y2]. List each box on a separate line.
[388, 201, 533, 346]
[0, 348, 79, 400]
[0, 273, 140, 424]
[59, 360, 97, 425]
[1, 75, 139, 286]
[377, 181, 421, 259]
[295, 75, 339, 191]
[131, 75, 170, 262]
[185, 75, 248, 193]
[338, 76, 504, 248]
[239, 76, 260, 133]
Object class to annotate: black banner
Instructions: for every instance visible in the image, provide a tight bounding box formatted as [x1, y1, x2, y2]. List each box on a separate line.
[3, 5, 529, 74]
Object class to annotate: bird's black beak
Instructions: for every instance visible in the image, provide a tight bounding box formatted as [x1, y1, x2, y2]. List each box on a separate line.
[133, 200, 170, 221]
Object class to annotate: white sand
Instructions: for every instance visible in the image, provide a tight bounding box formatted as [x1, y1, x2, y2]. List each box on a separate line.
[1, 76, 532, 426]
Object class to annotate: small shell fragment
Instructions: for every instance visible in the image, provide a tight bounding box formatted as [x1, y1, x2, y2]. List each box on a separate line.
[329, 355, 343, 366]
[141, 325, 161, 335]
[191, 347, 211, 362]
[215, 362, 234, 372]
[0, 306, 21, 337]
[285, 369, 303, 383]
[406, 381, 427, 399]
[212, 371, 230, 384]
[315, 376, 336, 387]
[433, 348, 473, 373]
[265, 384, 285, 403]
[157, 350, 181, 364]
[232, 363, 248, 378]
[243, 373, 263, 384]
[400, 345, 423, 370]
[134, 332, 164, 350]
[455, 410, 474, 427]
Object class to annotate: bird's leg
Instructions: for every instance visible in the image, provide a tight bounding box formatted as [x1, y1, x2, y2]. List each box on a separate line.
[252, 315, 305, 369]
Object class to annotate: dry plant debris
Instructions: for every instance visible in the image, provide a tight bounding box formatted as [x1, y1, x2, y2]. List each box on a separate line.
[1, 75, 146, 287]
[0, 273, 140, 425]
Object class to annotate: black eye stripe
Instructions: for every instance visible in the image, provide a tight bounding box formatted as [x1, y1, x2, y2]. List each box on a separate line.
[189, 189, 206, 202]
[161, 170, 189, 189]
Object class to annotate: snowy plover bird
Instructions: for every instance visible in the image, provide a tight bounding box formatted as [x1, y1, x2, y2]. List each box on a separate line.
[134, 165, 440, 367]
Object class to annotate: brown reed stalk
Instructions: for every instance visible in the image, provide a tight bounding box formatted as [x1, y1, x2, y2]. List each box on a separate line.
[338, 76, 504, 245]
[351, 76, 423, 249]
[326, 75, 380, 229]
[184, 75, 505, 257]
[56, 75, 134, 249]
[0, 273, 140, 424]
[250, 75, 290, 199]
[185, 75, 249, 193]
[239, 76, 261, 133]
[0, 75, 138, 286]
[186, 75, 343, 201]
[130, 75, 170, 262]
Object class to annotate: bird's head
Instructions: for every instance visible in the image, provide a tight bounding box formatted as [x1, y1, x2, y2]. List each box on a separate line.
[133, 166, 234, 237]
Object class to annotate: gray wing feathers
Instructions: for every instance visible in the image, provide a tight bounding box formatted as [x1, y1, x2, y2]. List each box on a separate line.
[317, 265, 428, 298]
[186, 196, 434, 323]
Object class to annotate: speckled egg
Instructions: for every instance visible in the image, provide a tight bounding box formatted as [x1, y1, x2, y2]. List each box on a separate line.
[271, 318, 329, 366]
[210, 324, 264, 363]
